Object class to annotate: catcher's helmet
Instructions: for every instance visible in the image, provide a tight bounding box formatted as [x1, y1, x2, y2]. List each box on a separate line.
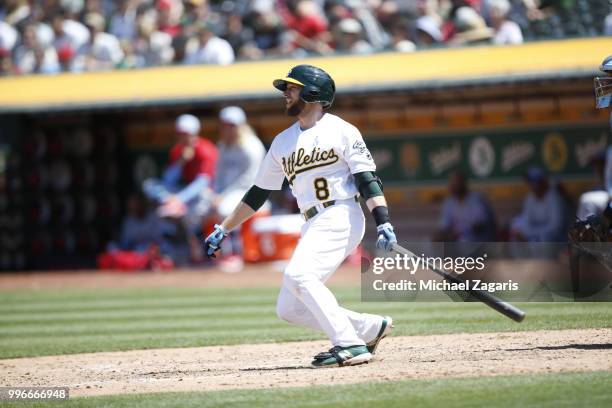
[273, 65, 336, 109]
[594, 55, 612, 109]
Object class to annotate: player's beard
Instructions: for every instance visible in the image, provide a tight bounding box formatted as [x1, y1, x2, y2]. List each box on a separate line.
[286, 99, 305, 116]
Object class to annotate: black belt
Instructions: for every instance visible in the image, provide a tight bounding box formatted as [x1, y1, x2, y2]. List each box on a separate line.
[303, 196, 359, 221]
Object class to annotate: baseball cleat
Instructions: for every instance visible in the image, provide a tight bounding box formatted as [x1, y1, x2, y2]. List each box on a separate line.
[311, 345, 372, 368]
[367, 316, 393, 354]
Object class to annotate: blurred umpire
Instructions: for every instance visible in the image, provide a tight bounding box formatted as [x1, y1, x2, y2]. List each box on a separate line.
[568, 56, 612, 243]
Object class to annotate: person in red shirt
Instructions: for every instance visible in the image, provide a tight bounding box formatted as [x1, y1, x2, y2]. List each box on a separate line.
[281, 0, 333, 55]
[143, 114, 218, 263]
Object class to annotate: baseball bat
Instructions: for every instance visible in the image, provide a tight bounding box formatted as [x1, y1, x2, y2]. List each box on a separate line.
[391, 243, 526, 323]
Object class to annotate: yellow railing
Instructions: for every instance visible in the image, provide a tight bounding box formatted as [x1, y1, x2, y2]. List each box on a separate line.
[0, 37, 610, 111]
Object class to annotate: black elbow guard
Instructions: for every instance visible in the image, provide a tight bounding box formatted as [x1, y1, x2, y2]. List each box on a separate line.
[353, 171, 384, 199]
[242, 185, 271, 211]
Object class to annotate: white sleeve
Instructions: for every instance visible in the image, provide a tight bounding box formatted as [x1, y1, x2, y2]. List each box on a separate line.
[253, 143, 285, 190]
[343, 123, 376, 174]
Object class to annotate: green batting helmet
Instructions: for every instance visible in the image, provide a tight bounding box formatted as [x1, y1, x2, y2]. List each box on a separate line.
[273, 65, 336, 108]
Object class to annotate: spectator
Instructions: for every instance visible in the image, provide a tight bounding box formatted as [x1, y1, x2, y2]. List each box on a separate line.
[281, 0, 333, 55]
[210, 106, 267, 272]
[605, 12, 612, 36]
[0, 20, 19, 57]
[142, 114, 218, 263]
[112, 192, 166, 253]
[60, 0, 85, 18]
[222, 13, 255, 58]
[332, 18, 374, 54]
[433, 170, 497, 242]
[183, 22, 234, 65]
[51, 9, 90, 63]
[348, 1, 390, 51]
[416, 0, 444, 26]
[374, 0, 403, 30]
[414, 15, 443, 47]
[28, 7, 54, 48]
[510, 166, 568, 242]
[108, 0, 138, 41]
[451, 6, 494, 45]
[3, 0, 31, 28]
[181, 0, 215, 37]
[156, 0, 182, 38]
[324, 0, 353, 27]
[246, 10, 291, 58]
[83, 0, 107, 16]
[0, 47, 15, 76]
[487, 0, 523, 45]
[13, 23, 60, 74]
[388, 19, 416, 52]
[73, 12, 124, 71]
[56, 42, 77, 71]
[132, 11, 175, 67]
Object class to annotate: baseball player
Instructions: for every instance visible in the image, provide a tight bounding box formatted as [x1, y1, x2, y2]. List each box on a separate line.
[204, 65, 396, 367]
[143, 114, 218, 263]
[569, 55, 612, 243]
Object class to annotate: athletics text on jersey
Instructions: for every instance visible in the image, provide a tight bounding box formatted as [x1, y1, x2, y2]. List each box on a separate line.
[254, 113, 376, 211]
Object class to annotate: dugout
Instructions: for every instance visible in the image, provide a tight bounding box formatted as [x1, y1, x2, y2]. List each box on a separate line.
[0, 37, 610, 270]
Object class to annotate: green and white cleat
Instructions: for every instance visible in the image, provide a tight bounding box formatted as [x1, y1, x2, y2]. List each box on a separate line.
[311, 345, 372, 368]
[367, 316, 393, 354]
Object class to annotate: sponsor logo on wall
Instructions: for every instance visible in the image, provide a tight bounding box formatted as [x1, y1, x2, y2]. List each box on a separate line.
[469, 137, 495, 177]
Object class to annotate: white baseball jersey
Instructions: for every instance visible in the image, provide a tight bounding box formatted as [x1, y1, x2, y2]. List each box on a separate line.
[254, 113, 375, 211]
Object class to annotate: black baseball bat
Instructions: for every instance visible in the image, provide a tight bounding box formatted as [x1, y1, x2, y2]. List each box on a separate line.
[391, 243, 526, 323]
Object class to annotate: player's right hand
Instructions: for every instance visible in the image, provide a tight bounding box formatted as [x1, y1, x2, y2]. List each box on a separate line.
[376, 222, 397, 252]
[203, 224, 228, 258]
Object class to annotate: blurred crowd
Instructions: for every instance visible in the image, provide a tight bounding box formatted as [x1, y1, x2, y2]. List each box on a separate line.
[0, 0, 610, 76]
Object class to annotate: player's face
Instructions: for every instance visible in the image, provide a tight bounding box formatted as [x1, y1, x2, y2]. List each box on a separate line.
[284, 83, 305, 116]
[177, 131, 195, 146]
[220, 122, 239, 145]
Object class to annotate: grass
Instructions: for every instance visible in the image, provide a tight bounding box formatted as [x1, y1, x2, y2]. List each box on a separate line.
[8, 371, 612, 408]
[0, 286, 610, 359]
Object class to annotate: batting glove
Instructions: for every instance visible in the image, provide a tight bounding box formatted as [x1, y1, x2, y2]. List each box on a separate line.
[376, 222, 397, 252]
[203, 224, 228, 258]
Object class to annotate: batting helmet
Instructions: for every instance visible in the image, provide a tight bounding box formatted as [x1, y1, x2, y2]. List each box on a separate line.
[595, 55, 612, 109]
[273, 65, 336, 109]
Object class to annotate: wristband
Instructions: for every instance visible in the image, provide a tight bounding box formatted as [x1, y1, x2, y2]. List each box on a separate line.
[371, 206, 390, 226]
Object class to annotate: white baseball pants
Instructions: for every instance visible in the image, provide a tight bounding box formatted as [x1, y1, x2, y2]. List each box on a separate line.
[276, 199, 382, 347]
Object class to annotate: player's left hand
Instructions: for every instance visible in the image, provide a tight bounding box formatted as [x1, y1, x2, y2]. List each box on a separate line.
[376, 222, 397, 252]
[203, 224, 228, 258]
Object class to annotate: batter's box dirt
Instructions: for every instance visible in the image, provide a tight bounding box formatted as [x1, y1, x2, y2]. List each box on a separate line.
[1, 328, 611, 398]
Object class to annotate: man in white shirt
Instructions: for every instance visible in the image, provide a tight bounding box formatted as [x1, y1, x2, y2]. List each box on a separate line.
[51, 11, 90, 53]
[435, 170, 497, 242]
[183, 22, 234, 66]
[511, 166, 567, 242]
[73, 13, 124, 72]
[209, 106, 267, 272]
[14, 23, 59, 74]
[203, 65, 396, 367]
[487, 0, 523, 45]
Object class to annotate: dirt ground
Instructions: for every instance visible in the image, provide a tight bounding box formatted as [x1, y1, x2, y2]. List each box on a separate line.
[0, 329, 610, 397]
[0, 263, 359, 290]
